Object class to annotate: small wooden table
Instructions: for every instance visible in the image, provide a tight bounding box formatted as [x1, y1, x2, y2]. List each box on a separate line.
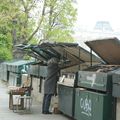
[9, 88, 26, 110]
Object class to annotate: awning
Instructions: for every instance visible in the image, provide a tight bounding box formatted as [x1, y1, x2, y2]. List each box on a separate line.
[85, 37, 120, 65]
[16, 42, 101, 68]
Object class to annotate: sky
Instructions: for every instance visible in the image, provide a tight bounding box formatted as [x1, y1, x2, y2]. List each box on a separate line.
[76, 0, 120, 31]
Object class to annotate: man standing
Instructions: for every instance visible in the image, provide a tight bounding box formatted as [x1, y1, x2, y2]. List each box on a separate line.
[42, 57, 60, 114]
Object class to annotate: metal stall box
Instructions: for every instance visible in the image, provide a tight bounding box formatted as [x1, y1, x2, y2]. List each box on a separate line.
[77, 71, 113, 92]
[85, 37, 120, 120]
[28, 64, 47, 78]
[112, 72, 120, 120]
[58, 73, 75, 117]
[7, 60, 34, 86]
[28, 64, 47, 103]
[58, 84, 74, 117]
[75, 70, 116, 120]
[75, 88, 114, 120]
[112, 73, 120, 98]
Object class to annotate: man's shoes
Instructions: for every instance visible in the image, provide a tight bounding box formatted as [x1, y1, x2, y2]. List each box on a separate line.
[42, 111, 52, 114]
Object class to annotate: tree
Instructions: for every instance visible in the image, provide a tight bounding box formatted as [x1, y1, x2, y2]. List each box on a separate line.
[0, 0, 39, 59]
[0, 0, 17, 60]
[0, 0, 77, 59]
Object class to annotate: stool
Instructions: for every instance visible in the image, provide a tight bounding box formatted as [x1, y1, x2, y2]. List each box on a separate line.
[16, 95, 32, 113]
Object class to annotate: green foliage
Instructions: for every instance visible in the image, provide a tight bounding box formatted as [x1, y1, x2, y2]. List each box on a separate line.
[0, 0, 77, 60]
[0, 47, 12, 61]
[0, 0, 37, 59]
[41, 0, 77, 42]
[23, 54, 31, 60]
[0, 34, 13, 60]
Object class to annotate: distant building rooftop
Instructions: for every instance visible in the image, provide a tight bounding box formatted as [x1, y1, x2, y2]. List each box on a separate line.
[94, 21, 113, 32]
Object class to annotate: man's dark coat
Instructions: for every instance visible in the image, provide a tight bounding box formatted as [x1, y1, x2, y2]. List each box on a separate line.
[44, 63, 59, 94]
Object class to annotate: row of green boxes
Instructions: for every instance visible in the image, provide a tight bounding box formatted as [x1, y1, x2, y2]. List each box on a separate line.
[58, 70, 117, 120]
[58, 84, 115, 120]
[0, 60, 35, 86]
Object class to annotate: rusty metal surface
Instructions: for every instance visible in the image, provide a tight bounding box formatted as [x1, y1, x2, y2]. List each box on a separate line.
[85, 37, 120, 65]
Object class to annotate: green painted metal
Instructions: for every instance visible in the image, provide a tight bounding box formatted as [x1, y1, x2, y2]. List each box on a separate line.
[28, 65, 47, 77]
[112, 73, 120, 83]
[28, 64, 39, 77]
[77, 71, 112, 92]
[112, 74, 120, 97]
[6, 60, 34, 73]
[74, 88, 115, 120]
[58, 84, 74, 117]
[0, 60, 34, 86]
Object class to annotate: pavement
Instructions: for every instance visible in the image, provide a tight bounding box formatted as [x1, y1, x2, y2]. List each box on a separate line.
[0, 80, 72, 120]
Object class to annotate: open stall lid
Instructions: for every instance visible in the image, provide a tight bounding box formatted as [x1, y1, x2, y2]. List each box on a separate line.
[85, 37, 120, 65]
[16, 42, 101, 68]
